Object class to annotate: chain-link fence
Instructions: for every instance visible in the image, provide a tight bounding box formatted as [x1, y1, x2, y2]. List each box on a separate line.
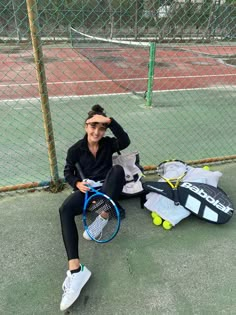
[0, 0, 235, 192]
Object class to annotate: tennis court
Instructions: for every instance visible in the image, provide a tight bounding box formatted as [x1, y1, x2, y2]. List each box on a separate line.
[1, 87, 236, 188]
[0, 41, 236, 99]
[0, 162, 235, 314]
[0, 2, 236, 314]
[0, 37, 236, 188]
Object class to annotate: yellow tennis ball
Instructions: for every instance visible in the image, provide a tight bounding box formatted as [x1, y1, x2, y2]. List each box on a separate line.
[162, 220, 172, 230]
[153, 215, 162, 226]
[203, 165, 210, 171]
[151, 211, 158, 219]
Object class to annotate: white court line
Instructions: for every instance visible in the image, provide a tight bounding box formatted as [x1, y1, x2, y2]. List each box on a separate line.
[1, 86, 236, 104]
[0, 92, 131, 104]
[0, 73, 235, 88]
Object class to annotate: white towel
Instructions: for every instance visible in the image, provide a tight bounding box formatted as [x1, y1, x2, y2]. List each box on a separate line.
[145, 192, 190, 225]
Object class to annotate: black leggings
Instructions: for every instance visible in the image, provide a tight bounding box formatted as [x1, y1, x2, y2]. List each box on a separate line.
[59, 165, 125, 260]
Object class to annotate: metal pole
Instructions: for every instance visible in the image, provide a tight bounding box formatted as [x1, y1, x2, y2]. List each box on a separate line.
[134, 0, 138, 40]
[25, 0, 60, 189]
[82, 0, 84, 26]
[146, 42, 156, 107]
[11, 0, 21, 42]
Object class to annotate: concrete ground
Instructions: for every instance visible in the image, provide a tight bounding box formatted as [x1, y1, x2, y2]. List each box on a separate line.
[0, 163, 236, 315]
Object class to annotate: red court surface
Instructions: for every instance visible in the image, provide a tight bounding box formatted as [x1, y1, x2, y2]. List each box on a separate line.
[0, 45, 235, 100]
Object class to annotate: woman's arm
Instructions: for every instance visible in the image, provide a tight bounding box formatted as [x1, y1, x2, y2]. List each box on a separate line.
[64, 155, 81, 189]
[108, 118, 130, 152]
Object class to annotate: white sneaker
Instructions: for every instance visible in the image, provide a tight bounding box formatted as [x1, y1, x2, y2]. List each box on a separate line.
[83, 215, 108, 241]
[60, 265, 91, 311]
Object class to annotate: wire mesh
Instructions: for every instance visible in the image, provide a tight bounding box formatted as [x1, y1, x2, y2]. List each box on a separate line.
[70, 27, 151, 97]
[0, 0, 235, 191]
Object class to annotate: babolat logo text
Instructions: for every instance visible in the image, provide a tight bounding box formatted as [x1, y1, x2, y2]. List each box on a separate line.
[181, 182, 233, 214]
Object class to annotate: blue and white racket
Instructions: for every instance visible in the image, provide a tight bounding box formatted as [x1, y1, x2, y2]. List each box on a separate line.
[76, 162, 120, 243]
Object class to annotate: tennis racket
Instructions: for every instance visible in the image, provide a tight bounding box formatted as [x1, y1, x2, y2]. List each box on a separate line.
[157, 159, 188, 205]
[75, 162, 120, 243]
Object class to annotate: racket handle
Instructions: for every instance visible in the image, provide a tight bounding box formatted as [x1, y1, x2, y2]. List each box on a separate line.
[75, 162, 85, 180]
[173, 188, 180, 206]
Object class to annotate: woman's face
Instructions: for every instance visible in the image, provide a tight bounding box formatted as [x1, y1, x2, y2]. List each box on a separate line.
[85, 122, 107, 143]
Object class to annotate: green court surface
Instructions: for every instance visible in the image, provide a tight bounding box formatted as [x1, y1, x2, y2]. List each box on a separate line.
[0, 162, 235, 315]
[1, 87, 236, 187]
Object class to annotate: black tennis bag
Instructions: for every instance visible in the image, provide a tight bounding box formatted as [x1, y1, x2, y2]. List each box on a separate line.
[143, 181, 234, 224]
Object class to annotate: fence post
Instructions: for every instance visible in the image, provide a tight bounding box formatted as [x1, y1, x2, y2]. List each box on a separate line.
[146, 42, 156, 107]
[26, 0, 61, 191]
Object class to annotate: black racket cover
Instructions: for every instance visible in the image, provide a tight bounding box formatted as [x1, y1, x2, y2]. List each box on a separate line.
[143, 181, 234, 224]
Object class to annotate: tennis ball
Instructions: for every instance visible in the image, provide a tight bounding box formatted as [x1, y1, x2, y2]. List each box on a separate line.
[151, 211, 158, 219]
[203, 165, 210, 171]
[153, 215, 162, 226]
[162, 220, 172, 230]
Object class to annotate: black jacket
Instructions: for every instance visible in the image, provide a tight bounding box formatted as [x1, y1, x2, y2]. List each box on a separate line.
[64, 118, 130, 189]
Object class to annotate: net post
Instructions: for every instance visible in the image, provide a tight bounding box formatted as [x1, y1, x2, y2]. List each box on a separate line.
[69, 24, 73, 47]
[146, 42, 156, 107]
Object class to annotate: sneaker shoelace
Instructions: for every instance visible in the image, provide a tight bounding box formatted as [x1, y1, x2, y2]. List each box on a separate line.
[62, 272, 74, 296]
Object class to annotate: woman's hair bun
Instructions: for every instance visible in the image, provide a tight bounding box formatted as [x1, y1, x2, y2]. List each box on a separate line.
[86, 104, 107, 122]
[91, 104, 104, 114]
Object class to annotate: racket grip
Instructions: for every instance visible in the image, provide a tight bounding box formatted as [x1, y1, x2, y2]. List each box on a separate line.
[173, 188, 180, 206]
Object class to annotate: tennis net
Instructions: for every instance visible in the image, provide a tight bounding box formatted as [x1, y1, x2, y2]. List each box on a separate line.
[70, 27, 153, 97]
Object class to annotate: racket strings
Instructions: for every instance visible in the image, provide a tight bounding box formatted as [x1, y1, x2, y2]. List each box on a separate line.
[86, 195, 119, 241]
[88, 196, 118, 218]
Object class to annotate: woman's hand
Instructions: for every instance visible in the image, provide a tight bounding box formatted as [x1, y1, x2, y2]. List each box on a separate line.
[86, 115, 111, 125]
[76, 181, 90, 193]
